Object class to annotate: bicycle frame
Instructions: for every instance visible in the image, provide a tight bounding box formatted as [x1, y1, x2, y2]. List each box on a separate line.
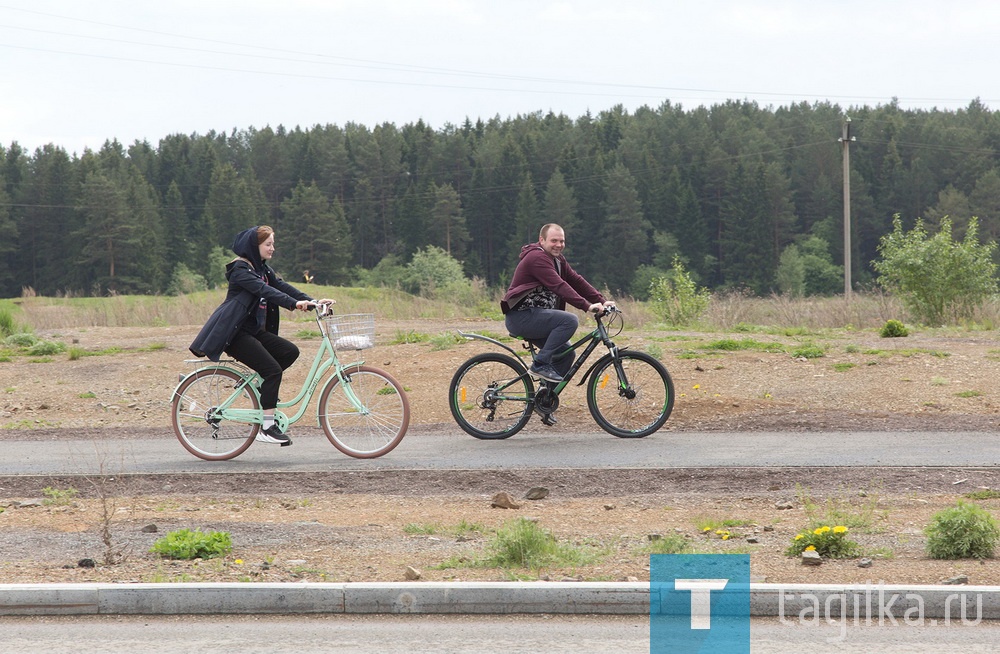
[184, 309, 368, 432]
[458, 309, 626, 399]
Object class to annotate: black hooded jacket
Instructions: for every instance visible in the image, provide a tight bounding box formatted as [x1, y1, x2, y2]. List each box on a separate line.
[189, 227, 313, 361]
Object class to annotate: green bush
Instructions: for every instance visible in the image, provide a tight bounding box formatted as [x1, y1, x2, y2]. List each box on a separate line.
[648, 256, 711, 327]
[925, 502, 1000, 559]
[150, 528, 233, 560]
[0, 308, 17, 338]
[879, 319, 909, 338]
[4, 333, 38, 348]
[167, 263, 208, 295]
[27, 340, 66, 356]
[873, 215, 998, 326]
[484, 518, 591, 569]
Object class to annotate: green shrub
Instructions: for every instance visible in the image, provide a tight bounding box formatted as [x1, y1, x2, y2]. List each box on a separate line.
[879, 319, 909, 338]
[483, 518, 592, 569]
[151, 528, 233, 560]
[790, 343, 825, 359]
[4, 333, 38, 348]
[0, 308, 16, 338]
[648, 256, 711, 327]
[925, 502, 1000, 559]
[27, 340, 66, 356]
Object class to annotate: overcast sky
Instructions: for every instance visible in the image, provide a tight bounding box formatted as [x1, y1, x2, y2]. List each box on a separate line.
[3, 0, 1000, 156]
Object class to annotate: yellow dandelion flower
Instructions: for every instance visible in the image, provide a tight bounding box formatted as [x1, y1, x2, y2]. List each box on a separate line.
[794, 534, 804, 540]
[693, 384, 700, 390]
[722, 534, 730, 540]
[703, 527, 711, 532]
[813, 527, 825, 535]
[819, 526, 831, 533]
[234, 559, 244, 565]
[833, 526, 848, 534]
[715, 529, 725, 535]
[804, 545, 816, 551]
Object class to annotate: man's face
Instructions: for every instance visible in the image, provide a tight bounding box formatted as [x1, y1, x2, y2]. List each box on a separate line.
[539, 227, 565, 258]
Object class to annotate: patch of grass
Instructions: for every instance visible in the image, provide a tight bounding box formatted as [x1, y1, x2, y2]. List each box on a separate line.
[955, 390, 983, 398]
[429, 332, 465, 351]
[798, 485, 887, 533]
[294, 329, 322, 339]
[482, 518, 599, 569]
[701, 338, 785, 354]
[390, 330, 430, 344]
[644, 343, 663, 359]
[140, 342, 167, 351]
[41, 486, 79, 506]
[964, 489, 1000, 501]
[644, 533, 692, 555]
[375, 386, 399, 396]
[931, 376, 949, 386]
[790, 343, 825, 359]
[78, 391, 97, 399]
[151, 528, 232, 560]
[831, 362, 856, 372]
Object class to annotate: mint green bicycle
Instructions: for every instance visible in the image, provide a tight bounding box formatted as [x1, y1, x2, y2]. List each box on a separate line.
[171, 305, 410, 461]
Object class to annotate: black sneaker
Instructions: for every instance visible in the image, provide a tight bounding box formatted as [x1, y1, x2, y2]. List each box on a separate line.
[256, 425, 292, 446]
[529, 362, 563, 383]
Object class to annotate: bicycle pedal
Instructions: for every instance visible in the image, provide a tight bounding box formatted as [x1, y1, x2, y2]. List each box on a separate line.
[541, 414, 558, 426]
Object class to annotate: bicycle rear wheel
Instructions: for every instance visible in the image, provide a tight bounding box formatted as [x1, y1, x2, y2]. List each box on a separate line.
[319, 365, 410, 458]
[587, 351, 674, 438]
[171, 368, 259, 461]
[449, 352, 534, 439]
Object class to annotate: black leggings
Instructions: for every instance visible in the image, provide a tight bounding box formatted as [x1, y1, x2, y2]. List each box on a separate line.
[225, 330, 300, 410]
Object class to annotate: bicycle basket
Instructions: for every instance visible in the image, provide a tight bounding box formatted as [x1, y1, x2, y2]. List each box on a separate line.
[323, 313, 376, 350]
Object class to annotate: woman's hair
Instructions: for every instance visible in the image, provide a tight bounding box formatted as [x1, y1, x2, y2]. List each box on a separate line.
[257, 225, 274, 244]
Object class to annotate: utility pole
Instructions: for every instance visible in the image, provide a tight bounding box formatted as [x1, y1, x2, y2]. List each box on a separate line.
[839, 117, 856, 299]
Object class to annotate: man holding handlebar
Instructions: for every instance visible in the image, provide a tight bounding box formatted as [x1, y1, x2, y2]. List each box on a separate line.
[501, 223, 615, 388]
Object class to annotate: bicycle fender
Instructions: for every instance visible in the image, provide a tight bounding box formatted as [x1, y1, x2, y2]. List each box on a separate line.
[457, 331, 524, 360]
[172, 364, 256, 396]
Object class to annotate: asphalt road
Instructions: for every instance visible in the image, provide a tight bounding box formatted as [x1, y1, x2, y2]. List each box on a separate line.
[3, 615, 999, 653]
[2, 428, 998, 475]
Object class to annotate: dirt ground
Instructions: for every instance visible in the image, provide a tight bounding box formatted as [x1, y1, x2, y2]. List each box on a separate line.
[3, 317, 1000, 586]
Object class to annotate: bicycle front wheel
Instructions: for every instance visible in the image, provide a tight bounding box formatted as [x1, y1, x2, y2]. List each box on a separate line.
[319, 365, 410, 458]
[587, 351, 674, 438]
[449, 353, 534, 439]
[171, 368, 259, 461]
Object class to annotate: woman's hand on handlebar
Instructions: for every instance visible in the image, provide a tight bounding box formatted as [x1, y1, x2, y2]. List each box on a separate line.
[296, 298, 336, 312]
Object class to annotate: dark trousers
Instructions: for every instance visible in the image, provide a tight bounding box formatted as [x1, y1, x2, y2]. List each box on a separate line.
[504, 308, 577, 376]
[225, 329, 300, 410]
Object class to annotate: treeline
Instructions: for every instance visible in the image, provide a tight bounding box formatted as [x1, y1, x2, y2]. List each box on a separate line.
[3, 98, 1000, 299]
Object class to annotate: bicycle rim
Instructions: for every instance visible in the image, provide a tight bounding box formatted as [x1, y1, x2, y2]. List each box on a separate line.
[319, 365, 410, 458]
[587, 351, 674, 438]
[171, 368, 259, 460]
[449, 353, 533, 439]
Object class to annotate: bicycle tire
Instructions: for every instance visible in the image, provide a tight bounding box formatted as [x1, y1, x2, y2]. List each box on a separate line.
[319, 364, 410, 458]
[586, 351, 674, 438]
[449, 352, 534, 439]
[171, 367, 259, 461]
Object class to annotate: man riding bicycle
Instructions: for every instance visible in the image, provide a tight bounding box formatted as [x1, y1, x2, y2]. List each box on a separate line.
[501, 224, 615, 415]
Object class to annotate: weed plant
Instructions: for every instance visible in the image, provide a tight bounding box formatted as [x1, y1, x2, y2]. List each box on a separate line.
[151, 528, 233, 560]
[925, 502, 1000, 559]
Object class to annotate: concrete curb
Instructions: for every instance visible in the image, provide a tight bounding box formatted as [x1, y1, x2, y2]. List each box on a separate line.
[1, 582, 998, 618]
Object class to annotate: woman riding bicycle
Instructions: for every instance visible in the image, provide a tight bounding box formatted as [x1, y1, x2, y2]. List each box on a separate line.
[189, 225, 333, 446]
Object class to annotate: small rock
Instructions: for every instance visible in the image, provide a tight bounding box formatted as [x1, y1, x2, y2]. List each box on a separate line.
[140, 524, 158, 533]
[775, 501, 795, 510]
[16, 499, 44, 508]
[78, 558, 96, 568]
[647, 534, 663, 542]
[801, 551, 822, 566]
[762, 525, 774, 532]
[404, 566, 422, 580]
[768, 485, 781, 491]
[491, 492, 520, 509]
[745, 536, 759, 544]
[286, 559, 307, 567]
[858, 558, 874, 569]
[622, 576, 639, 582]
[603, 504, 616, 511]
[942, 575, 969, 585]
[524, 487, 549, 500]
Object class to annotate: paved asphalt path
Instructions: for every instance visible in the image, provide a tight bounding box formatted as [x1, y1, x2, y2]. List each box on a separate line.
[2, 428, 998, 475]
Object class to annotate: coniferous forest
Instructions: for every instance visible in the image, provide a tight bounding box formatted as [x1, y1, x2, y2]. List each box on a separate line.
[3, 98, 1000, 299]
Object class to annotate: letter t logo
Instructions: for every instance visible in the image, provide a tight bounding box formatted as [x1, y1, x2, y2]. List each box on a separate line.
[674, 579, 729, 629]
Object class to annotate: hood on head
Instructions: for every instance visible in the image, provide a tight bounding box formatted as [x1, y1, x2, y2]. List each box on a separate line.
[232, 227, 263, 270]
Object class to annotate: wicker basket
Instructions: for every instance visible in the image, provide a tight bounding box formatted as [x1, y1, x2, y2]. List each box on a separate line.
[323, 313, 376, 350]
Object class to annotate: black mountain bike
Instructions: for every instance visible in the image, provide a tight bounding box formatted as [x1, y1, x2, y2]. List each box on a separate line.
[448, 308, 674, 439]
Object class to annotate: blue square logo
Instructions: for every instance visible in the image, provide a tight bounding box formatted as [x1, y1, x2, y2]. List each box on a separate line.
[650, 554, 750, 653]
